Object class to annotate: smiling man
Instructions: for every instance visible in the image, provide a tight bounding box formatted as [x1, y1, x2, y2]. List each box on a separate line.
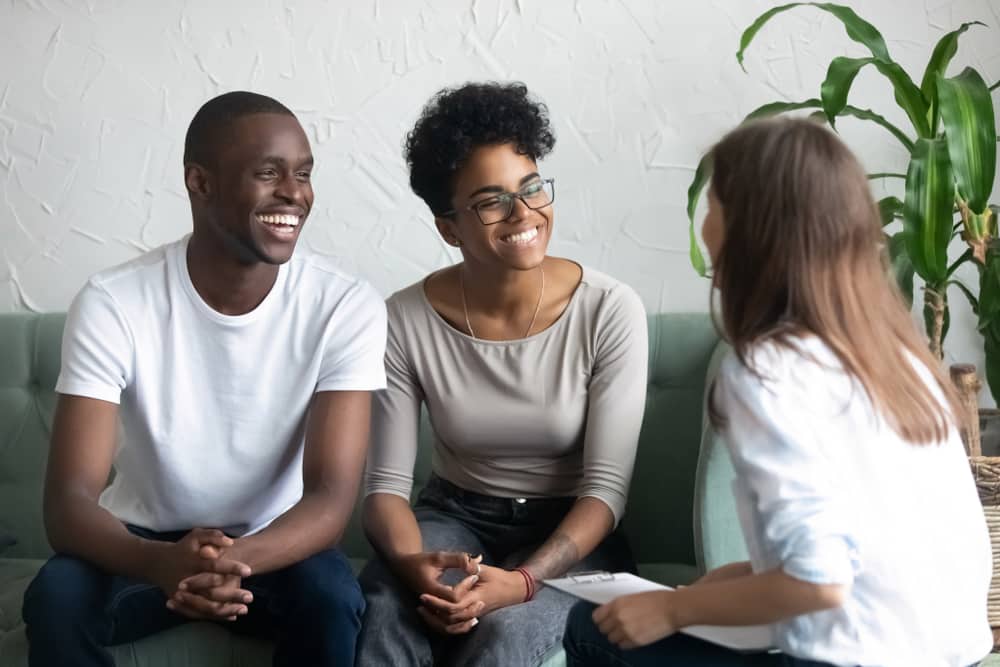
[21, 92, 387, 667]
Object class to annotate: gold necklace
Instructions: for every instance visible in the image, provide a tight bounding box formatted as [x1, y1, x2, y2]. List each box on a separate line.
[460, 265, 545, 340]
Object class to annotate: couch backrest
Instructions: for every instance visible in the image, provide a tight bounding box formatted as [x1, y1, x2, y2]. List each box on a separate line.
[0, 312, 719, 567]
[0, 313, 64, 559]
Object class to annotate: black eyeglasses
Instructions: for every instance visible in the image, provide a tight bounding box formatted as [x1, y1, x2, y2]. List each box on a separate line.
[442, 178, 555, 226]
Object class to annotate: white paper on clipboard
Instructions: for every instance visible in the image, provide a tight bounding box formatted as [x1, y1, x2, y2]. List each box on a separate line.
[544, 571, 773, 652]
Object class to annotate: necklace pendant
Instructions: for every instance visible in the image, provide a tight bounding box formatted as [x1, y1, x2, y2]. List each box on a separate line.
[460, 264, 545, 340]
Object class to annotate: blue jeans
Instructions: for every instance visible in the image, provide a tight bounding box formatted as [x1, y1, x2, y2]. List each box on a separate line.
[563, 601, 841, 667]
[356, 474, 638, 667]
[21, 525, 364, 667]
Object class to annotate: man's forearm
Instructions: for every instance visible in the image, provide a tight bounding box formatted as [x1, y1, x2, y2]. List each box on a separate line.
[45, 493, 164, 582]
[228, 490, 352, 574]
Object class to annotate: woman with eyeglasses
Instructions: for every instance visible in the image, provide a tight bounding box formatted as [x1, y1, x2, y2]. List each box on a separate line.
[355, 82, 648, 666]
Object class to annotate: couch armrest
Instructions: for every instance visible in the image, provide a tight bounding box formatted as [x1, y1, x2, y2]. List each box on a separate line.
[692, 340, 750, 574]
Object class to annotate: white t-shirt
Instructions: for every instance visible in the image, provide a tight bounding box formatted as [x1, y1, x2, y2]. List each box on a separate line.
[56, 235, 387, 536]
[715, 337, 991, 667]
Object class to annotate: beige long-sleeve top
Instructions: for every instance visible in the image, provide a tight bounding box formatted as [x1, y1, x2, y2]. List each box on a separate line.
[364, 266, 648, 524]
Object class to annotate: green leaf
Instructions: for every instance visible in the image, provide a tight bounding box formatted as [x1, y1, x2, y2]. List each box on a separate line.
[878, 196, 904, 225]
[873, 60, 932, 137]
[686, 155, 710, 277]
[946, 280, 979, 315]
[868, 173, 906, 180]
[738, 3, 890, 71]
[820, 56, 930, 136]
[888, 231, 914, 305]
[948, 277, 979, 314]
[984, 327, 1000, 406]
[920, 22, 985, 131]
[947, 248, 973, 278]
[800, 101, 914, 151]
[821, 57, 870, 127]
[904, 138, 954, 283]
[743, 99, 824, 119]
[979, 252, 1000, 331]
[841, 105, 915, 151]
[980, 253, 1000, 404]
[938, 68, 997, 213]
[966, 209, 996, 242]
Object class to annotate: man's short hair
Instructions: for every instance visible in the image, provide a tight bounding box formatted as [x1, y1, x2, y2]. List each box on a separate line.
[183, 91, 295, 167]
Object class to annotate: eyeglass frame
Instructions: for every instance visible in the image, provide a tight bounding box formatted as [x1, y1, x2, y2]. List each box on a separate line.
[439, 177, 556, 226]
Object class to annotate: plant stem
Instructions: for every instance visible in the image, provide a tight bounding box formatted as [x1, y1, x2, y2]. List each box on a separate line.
[925, 286, 946, 360]
[991, 80, 1000, 92]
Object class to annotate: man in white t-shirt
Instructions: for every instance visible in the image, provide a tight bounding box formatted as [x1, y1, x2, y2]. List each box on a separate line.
[21, 91, 387, 667]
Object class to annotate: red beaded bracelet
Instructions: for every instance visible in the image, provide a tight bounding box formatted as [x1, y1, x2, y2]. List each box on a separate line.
[515, 567, 536, 602]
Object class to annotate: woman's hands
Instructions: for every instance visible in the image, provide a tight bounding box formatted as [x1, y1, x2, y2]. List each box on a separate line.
[592, 590, 678, 649]
[591, 562, 847, 651]
[588, 561, 753, 649]
[389, 551, 485, 634]
[418, 563, 530, 634]
[392, 550, 481, 601]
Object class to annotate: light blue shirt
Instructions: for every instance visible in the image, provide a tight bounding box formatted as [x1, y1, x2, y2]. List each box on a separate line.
[716, 337, 991, 666]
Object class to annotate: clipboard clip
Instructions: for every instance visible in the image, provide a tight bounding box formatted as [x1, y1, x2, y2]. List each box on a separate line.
[569, 570, 616, 584]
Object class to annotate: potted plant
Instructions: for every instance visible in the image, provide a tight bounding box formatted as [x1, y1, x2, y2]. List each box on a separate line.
[686, 2, 997, 396]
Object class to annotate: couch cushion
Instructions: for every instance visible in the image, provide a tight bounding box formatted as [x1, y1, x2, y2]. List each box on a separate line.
[623, 314, 719, 567]
[0, 557, 275, 667]
[0, 558, 42, 633]
[0, 619, 274, 667]
[693, 342, 750, 572]
[0, 314, 63, 560]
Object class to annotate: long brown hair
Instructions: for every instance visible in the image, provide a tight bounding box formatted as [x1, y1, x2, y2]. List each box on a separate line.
[708, 117, 961, 444]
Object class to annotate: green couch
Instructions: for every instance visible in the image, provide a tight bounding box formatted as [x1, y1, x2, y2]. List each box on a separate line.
[0, 311, 742, 666]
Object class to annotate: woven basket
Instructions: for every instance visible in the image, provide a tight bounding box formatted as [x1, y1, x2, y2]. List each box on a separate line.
[970, 457, 1000, 625]
[952, 366, 1000, 631]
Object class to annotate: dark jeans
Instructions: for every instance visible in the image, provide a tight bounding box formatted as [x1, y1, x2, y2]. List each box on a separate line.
[21, 525, 363, 667]
[563, 601, 841, 667]
[356, 474, 638, 667]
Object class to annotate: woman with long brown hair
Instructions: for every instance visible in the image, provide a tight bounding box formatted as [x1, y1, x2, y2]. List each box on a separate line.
[563, 117, 992, 666]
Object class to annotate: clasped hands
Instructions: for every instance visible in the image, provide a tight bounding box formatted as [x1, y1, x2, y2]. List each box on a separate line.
[395, 551, 531, 635]
[151, 528, 254, 622]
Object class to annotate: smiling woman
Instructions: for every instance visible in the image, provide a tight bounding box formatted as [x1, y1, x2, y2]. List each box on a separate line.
[355, 82, 650, 667]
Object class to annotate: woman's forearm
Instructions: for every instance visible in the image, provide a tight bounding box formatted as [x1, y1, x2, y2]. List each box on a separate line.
[362, 492, 424, 562]
[520, 496, 615, 580]
[672, 568, 847, 628]
[694, 560, 753, 584]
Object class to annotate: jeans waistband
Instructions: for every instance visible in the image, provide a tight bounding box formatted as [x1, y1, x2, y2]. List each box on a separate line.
[424, 473, 575, 508]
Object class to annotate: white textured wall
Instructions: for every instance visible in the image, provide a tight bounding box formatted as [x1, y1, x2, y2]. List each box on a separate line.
[2, 0, 999, 395]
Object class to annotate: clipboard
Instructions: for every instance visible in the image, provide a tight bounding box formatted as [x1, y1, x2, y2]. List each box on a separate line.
[544, 571, 773, 652]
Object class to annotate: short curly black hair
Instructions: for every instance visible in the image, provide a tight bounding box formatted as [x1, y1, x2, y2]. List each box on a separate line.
[184, 91, 294, 167]
[404, 82, 556, 216]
